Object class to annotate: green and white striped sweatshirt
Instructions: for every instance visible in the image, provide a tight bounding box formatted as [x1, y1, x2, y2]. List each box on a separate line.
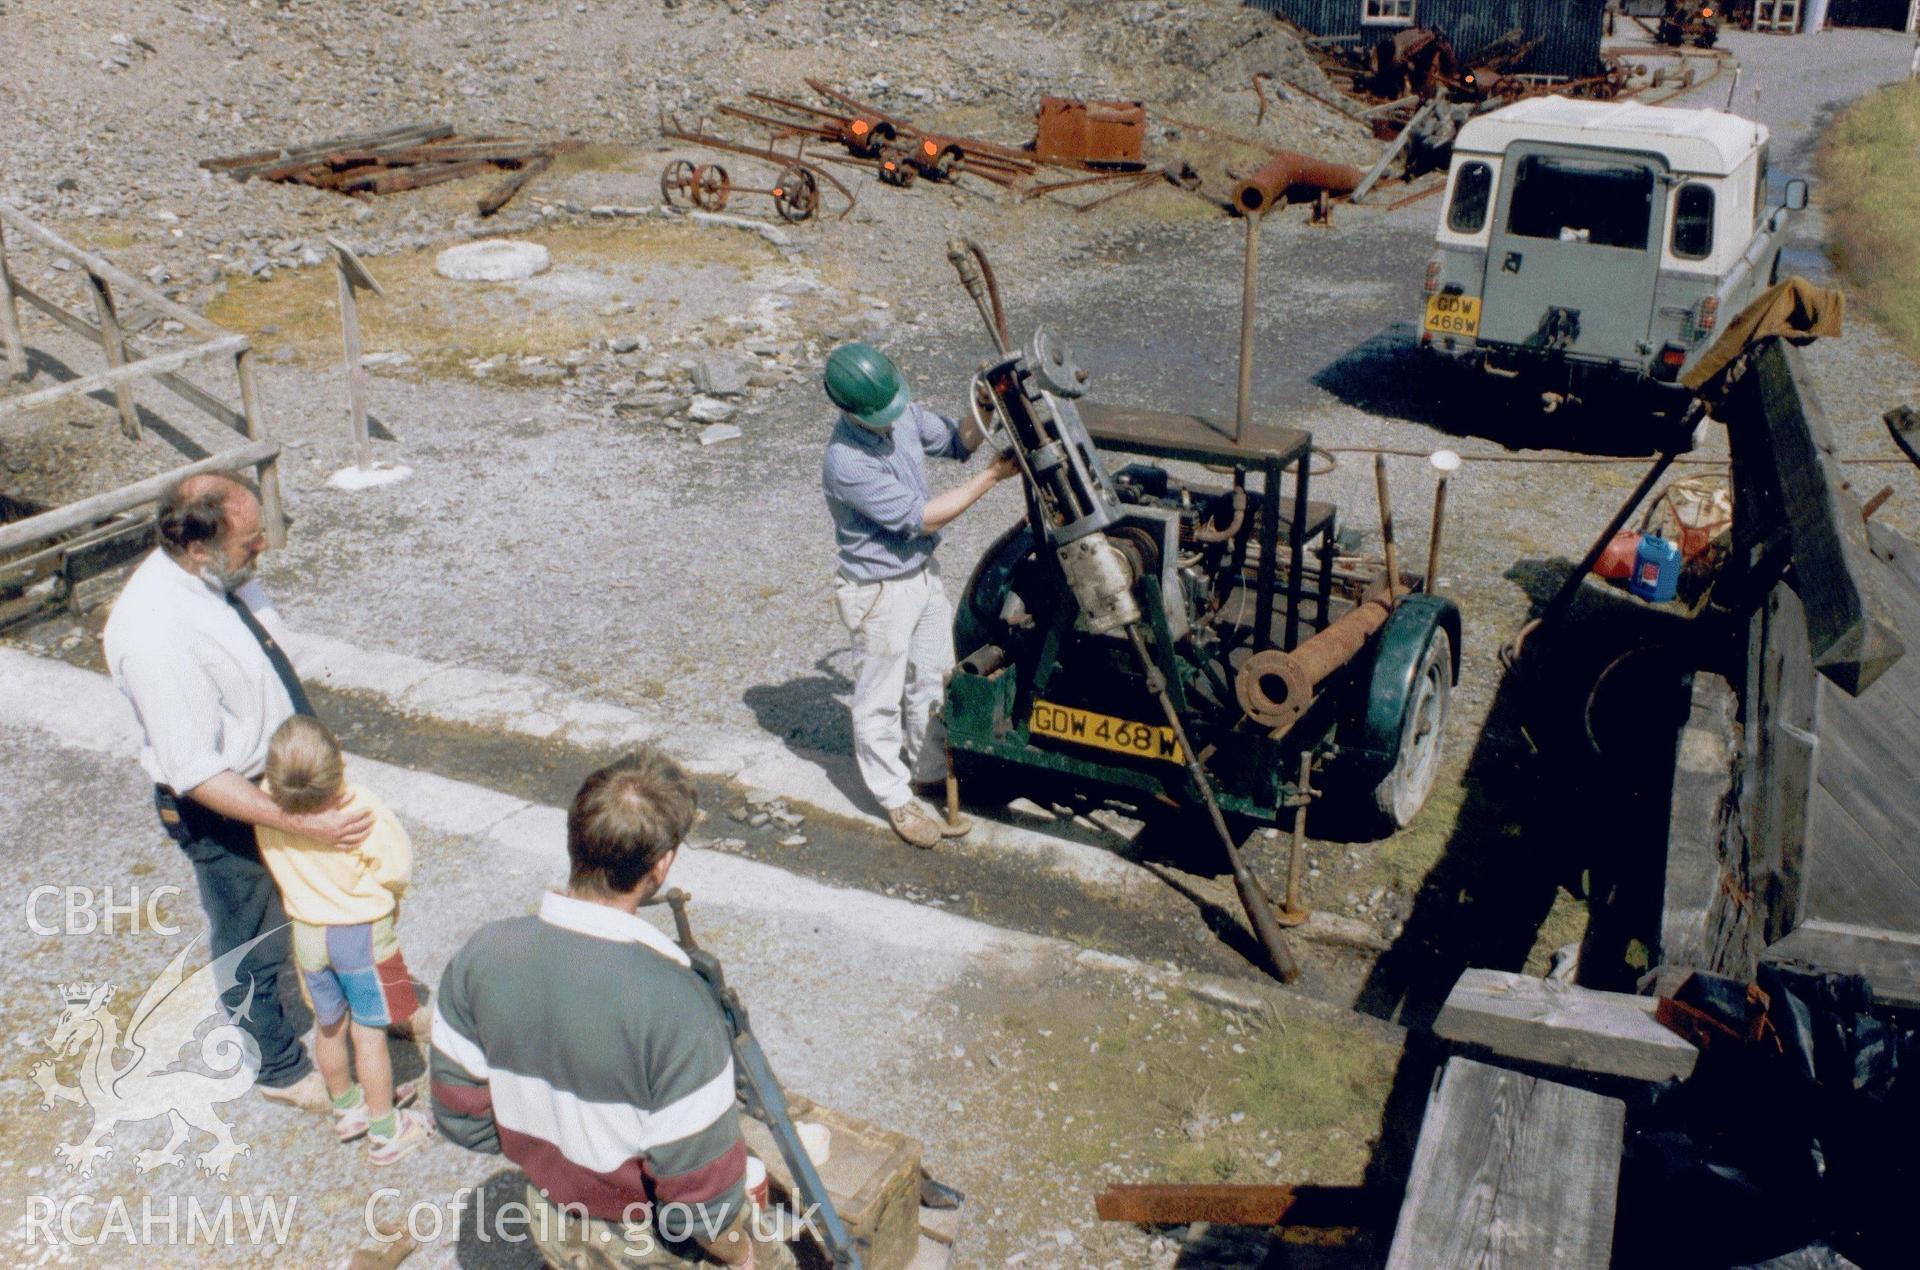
[429, 891, 747, 1226]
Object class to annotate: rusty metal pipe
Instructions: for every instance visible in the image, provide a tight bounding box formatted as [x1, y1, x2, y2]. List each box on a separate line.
[1231, 152, 1365, 216]
[1277, 595, 1394, 689]
[1236, 209, 1261, 445]
[1375, 453, 1399, 607]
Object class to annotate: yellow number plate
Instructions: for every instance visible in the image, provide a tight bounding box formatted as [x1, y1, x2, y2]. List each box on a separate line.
[1424, 292, 1482, 338]
[1029, 700, 1184, 765]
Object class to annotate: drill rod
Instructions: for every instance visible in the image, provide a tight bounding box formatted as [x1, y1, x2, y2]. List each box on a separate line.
[1125, 625, 1300, 982]
[1375, 454, 1399, 606]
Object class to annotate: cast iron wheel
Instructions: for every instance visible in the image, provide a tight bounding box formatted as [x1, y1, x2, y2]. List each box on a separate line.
[690, 164, 731, 212]
[773, 166, 819, 222]
[1372, 627, 1453, 829]
[659, 159, 696, 207]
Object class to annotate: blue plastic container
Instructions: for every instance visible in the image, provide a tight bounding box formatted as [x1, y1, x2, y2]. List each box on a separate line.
[1631, 533, 1683, 603]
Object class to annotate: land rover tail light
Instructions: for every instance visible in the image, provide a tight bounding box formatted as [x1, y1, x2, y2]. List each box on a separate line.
[1425, 260, 1441, 294]
[1695, 296, 1720, 339]
[1655, 343, 1689, 382]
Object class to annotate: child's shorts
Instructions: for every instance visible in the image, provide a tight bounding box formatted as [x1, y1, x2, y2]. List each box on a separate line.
[292, 913, 420, 1029]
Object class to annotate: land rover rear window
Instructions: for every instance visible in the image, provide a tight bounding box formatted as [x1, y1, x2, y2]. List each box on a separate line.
[1505, 154, 1656, 250]
[1448, 161, 1492, 233]
[1672, 183, 1714, 259]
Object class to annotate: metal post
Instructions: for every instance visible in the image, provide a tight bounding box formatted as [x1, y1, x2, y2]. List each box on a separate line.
[234, 348, 287, 548]
[336, 259, 370, 470]
[87, 273, 142, 441]
[1236, 210, 1261, 446]
[0, 219, 26, 380]
[1277, 750, 1313, 926]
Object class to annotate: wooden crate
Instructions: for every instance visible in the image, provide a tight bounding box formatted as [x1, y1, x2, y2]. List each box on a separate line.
[740, 1095, 923, 1270]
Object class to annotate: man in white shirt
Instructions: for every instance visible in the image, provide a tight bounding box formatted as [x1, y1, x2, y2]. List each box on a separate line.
[103, 472, 373, 1109]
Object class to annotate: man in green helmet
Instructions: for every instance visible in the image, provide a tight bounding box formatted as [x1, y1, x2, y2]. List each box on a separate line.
[820, 342, 1017, 847]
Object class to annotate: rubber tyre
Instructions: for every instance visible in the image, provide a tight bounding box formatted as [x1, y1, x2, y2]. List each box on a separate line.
[1371, 627, 1453, 830]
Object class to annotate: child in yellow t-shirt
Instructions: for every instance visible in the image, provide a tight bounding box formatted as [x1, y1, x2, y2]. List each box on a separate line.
[257, 716, 433, 1166]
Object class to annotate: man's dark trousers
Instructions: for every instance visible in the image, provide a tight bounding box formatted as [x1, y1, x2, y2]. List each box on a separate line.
[158, 790, 313, 1088]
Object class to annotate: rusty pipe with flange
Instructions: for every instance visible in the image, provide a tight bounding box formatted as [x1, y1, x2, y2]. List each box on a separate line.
[1231, 152, 1365, 216]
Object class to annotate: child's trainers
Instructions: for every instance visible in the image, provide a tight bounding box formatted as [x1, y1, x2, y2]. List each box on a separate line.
[367, 1107, 435, 1167]
[333, 1078, 421, 1143]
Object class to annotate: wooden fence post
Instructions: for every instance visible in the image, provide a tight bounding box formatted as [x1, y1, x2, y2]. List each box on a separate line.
[234, 348, 287, 548]
[87, 273, 142, 440]
[0, 219, 26, 380]
[327, 237, 385, 472]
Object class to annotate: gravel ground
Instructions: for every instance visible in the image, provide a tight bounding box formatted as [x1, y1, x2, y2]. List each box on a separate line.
[6, 16, 1918, 980]
[0, 654, 1404, 1268]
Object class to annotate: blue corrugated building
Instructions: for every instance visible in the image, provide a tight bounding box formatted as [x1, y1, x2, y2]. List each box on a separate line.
[1248, 0, 1610, 79]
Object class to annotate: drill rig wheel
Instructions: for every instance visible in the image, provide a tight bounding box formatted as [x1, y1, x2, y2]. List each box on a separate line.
[773, 166, 820, 222]
[1372, 626, 1453, 830]
[690, 164, 732, 212]
[659, 159, 697, 207]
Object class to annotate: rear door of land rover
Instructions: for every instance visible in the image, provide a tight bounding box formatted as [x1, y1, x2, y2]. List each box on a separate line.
[1478, 144, 1667, 366]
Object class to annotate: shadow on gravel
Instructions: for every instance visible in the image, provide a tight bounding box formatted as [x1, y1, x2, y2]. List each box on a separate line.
[453, 1168, 544, 1267]
[16, 346, 213, 459]
[1311, 323, 1679, 458]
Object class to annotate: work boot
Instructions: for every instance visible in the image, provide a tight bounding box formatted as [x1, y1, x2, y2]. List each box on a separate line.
[887, 801, 944, 848]
[258, 1069, 331, 1113]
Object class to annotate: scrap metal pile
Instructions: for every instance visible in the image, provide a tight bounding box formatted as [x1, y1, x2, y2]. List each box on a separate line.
[200, 122, 581, 215]
[660, 81, 1181, 221]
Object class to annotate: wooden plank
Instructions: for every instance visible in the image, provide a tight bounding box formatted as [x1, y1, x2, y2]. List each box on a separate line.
[85, 273, 141, 441]
[1386, 1058, 1624, 1270]
[337, 159, 501, 195]
[0, 218, 26, 379]
[213, 123, 453, 178]
[1763, 919, 1920, 1011]
[477, 153, 552, 217]
[1725, 338, 1905, 694]
[1434, 969, 1698, 1083]
[11, 279, 250, 434]
[335, 262, 369, 469]
[1805, 722, 1920, 931]
[0, 439, 279, 556]
[233, 348, 286, 550]
[0, 335, 248, 420]
[1350, 100, 1434, 204]
[1664, 673, 1738, 969]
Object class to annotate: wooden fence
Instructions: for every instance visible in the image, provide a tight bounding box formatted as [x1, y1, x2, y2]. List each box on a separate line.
[0, 202, 285, 565]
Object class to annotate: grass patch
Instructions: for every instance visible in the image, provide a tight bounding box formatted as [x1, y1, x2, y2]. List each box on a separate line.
[1820, 79, 1920, 362]
[993, 987, 1400, 1190]
[204, 220, 814, 382]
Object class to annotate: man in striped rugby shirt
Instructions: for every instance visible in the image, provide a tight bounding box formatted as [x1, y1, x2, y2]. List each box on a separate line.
[429, 750, 790, 1267]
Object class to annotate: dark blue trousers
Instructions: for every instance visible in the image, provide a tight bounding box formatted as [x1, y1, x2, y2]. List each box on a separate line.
[156, 789, 313, 1088]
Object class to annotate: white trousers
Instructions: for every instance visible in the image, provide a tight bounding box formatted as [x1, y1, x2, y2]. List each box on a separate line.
[833, 563, 953, 811]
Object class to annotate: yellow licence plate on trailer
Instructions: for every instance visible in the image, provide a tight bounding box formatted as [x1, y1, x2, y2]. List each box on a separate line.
[1029, 700, 1184, 765]
[1424, 293, 1482, 338]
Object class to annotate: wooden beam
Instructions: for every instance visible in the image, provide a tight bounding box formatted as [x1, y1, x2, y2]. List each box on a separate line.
[233, 348, 286, 549]
[11, 279, 251, 434]
[0, 439, 279, 556]
[209, 123, 453, 178]
[0, 219, 25, 379]
[336, 159, 501, 195]
[1351, 99, 1435, 205]
[477, 153, 553, 217]
[0, 203, 228, 340]
[1387, 1058, 1624, 1270]
[335, 256, 370, 469]
[86, 273, 141, 441]
[1663, 673, 1738, 970]
[1434, 969, 1699, 1083]
[0, 335, 249, 420]
[1725, 337, 1905, 694]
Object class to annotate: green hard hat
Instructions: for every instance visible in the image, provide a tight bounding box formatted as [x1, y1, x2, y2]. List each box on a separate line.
[823, 342, 909, 431]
